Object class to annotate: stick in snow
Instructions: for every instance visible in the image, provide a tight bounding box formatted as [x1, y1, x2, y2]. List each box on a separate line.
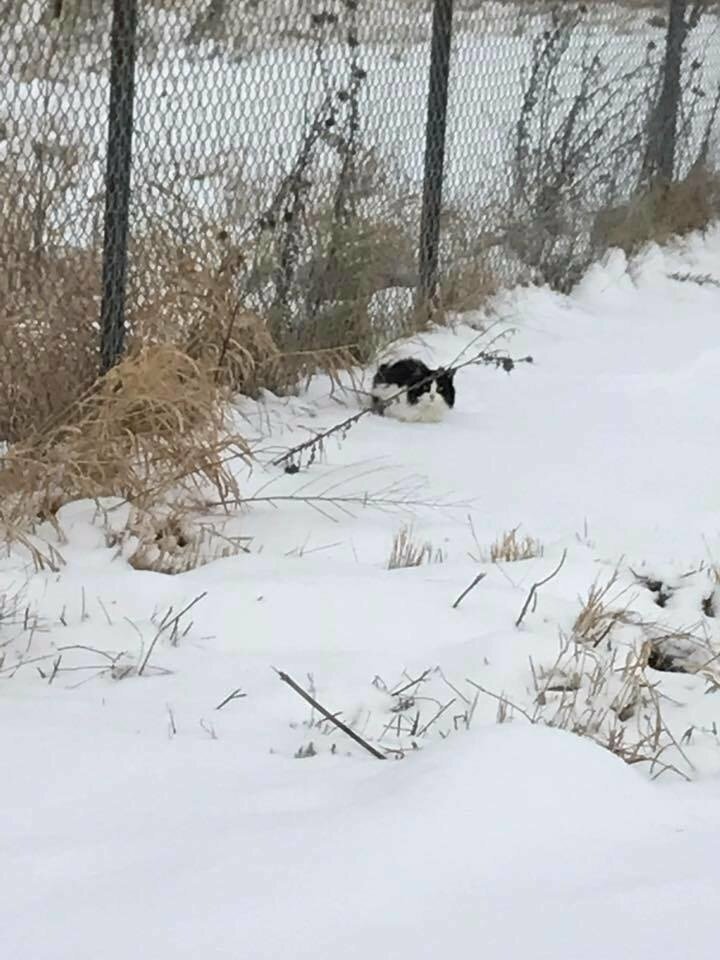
[274, 668, 386, 760]
[514, 549, 568, 628]
[452, 572, 487, 609]
[215, 687, 247, 710]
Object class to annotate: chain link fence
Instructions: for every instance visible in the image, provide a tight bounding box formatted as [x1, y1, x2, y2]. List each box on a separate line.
[1, 0, 720, 438]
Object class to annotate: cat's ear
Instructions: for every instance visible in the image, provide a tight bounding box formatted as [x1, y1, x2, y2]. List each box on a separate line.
[440, 366, 456, 382]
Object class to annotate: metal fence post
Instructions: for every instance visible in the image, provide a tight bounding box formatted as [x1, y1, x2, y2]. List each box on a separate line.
[99, 0, 139, 374]
[649, 0, 688, 184]
[417, 0, 455, 309]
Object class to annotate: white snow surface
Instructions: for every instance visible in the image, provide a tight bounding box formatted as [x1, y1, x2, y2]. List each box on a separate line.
[4, 230, 720, 956]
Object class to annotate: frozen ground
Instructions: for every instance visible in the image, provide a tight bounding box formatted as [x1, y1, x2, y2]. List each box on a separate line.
[3, 227, 720, 956]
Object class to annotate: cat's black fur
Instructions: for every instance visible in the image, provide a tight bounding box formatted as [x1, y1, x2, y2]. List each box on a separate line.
[371, 358, 456, 414]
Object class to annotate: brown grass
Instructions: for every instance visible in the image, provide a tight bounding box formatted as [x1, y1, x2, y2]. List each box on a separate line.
[439, 256, 498, 315]
[530, 636, 691, 778]
[0, 157, 100, 443]
[387, 525, 444, 570]
[572, 573, 634, 648]
[437, 206, 499, 314]
[484, 528, 544, 564]
[592, 167, 720, 256]
[0, 178, 372, 544]
[0, 343, 251, 534]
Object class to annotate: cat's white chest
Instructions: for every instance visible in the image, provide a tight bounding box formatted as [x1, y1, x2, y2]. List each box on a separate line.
[371, 382, 449, 423]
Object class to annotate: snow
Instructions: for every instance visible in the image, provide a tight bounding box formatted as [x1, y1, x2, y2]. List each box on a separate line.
[3, 226, 720, 955]
[6, 720, 720, 960]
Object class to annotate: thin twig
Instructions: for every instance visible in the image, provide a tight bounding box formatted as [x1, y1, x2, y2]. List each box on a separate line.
[274, 668, 386, 759]
[215, 687, 247, 711]
[391, 669, 431, 697]
[56, 644, 122, 662]
[515, 549, 568, 628]
[166, 704, 177, 737]
[138, 591, 207, 676]
[452, 572, 487, 609]
[465, 679, 537, 724]
[416, 698, 456, 737]
[434, 667, 471, 705]
[48, 654, 62, 685]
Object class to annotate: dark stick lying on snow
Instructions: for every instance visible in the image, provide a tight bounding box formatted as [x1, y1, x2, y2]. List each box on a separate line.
[514, 549, 567, 628]
[452, 572, 487, 609]
[272, 347, 533, 469]
[274, 667, 386, 759]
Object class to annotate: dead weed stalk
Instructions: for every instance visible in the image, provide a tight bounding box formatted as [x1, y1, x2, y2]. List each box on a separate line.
[481, 527, 544, 563]
[387, 525, 444, 569]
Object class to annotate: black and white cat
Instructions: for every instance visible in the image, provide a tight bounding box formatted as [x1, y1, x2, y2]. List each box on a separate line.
[370, 358, 456, 423]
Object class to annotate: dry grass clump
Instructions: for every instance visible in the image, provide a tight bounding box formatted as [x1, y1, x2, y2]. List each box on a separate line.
[0, 343, 251, 533]
[436, 206, 499, 314]
[280, 213, 419, 365]
[522, 574, 720, 777]
[129, 213, 364, 393]
[439, 255, 498, 314]
[571, 573, 635, 648]
[106, 508, 252, 575]
[0, 161, 100, 443]
[485, 527, 544, 564]
[128, 226, 284, 395]
[529, 636, 691, 778]
[0, 246, 100, 442]
[387, 525, 445, 570]
[0, 126, 386, 446]
[593, 168, 720, 256]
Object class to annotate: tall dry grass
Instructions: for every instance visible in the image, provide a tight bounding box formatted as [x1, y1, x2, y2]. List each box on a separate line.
[592, 167, 720, 256]
[0, 343, 251, 532]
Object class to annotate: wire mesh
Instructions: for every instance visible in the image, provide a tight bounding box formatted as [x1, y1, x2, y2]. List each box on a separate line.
[1, 0, 720, 432]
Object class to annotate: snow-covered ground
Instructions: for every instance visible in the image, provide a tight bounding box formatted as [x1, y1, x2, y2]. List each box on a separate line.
[3, 227, 720, 957]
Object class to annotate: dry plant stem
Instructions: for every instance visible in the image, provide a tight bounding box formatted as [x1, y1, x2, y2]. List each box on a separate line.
[56, 644, 122, 661]
[138, 591, 207, 676]
[271, 348, 533, 468]
[274, 668, 386, 759]
[215, 687, 247, 710]
[434, 667, 471, 705]
[47, 654, 62, 685]
[209, 492, 463, 516]
[515, 549, 568, 628]
[452, 572, 487, 609]
[416, 698, 456, 737]
[466, 679, 537, 724]
[391, 668, 431, 697]
[166, 704, 177, 737]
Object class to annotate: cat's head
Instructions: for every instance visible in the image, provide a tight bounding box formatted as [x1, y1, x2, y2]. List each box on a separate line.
[434, 367, 456, 408]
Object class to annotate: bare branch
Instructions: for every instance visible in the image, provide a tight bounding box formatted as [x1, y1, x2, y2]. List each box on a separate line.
[215, 687, 247, 711]
[274, 668, 386, 760]
[515, 549, 568, 628]
[452, 572, 487, 609]
[138, 591, 207, 676]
